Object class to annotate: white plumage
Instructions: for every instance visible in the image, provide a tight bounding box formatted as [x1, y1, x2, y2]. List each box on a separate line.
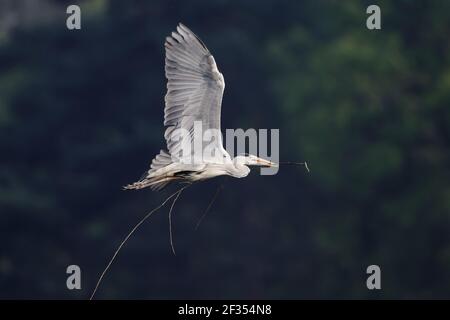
[125, 23, 276, 191]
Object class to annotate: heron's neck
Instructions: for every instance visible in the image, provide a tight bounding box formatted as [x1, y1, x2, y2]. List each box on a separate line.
[229, 157, 250, 178]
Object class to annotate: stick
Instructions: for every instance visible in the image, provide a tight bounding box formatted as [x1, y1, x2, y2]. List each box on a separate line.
[279, 161, 310, 172]
[195, 184, 223, 231]
[89, 185, 189, 300]
[168, 188, 185, 256]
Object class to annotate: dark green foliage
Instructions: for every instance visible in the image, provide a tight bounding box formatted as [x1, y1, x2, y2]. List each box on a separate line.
[0, 0, 449, 298]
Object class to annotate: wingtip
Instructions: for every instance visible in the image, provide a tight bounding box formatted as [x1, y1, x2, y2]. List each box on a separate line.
[177, 23, 188, 36]
[177, 23, 191, 35]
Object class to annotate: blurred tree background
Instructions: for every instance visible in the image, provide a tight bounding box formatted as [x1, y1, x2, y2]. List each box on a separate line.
[0, 0, 449, 299]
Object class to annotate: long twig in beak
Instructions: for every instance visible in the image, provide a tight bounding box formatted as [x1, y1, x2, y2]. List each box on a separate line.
[279, 161, 310, 172]
[168, 187, 185, 256]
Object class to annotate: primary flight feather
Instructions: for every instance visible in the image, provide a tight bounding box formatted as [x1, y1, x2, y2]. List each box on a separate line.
[125, 23, 276, 191]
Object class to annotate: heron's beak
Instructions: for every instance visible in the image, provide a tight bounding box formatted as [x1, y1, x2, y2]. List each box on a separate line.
[256, 158, 278, 168]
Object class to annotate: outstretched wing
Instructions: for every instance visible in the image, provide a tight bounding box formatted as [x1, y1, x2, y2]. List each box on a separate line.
[162, 23, 226, 163]
[126, 24, 227, 191]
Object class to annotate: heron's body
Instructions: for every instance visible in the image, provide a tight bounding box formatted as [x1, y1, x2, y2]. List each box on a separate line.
[91, 24, 284, 300]
[125, 24, 275, 191]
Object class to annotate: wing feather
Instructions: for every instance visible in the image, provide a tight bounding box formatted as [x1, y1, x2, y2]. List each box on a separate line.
[163, 23, 226, 161]
[142, 23, 227, 182]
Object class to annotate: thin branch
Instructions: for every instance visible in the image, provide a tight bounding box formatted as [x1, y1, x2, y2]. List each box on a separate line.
[279, 161, 310, 172]
[195, 184, 223, 231]
[89, 185, 189, 300]
[168, 188, 185, 256]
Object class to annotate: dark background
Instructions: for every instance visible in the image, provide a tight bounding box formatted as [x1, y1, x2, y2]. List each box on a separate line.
[0, 0, 449, 299]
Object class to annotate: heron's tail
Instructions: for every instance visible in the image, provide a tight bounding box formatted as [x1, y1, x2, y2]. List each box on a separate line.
[123, 175, 180, 191]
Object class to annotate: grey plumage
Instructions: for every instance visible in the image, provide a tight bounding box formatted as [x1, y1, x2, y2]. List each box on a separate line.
[125, 24, 275, 191]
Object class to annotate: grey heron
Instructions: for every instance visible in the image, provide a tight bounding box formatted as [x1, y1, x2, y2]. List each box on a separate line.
[124, 23, 277, 191]
[90, 24, 308, 300]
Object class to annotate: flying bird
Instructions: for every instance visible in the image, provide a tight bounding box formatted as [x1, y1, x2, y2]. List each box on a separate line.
[91, 24, 308, 299]
[124, 23, 277, 191]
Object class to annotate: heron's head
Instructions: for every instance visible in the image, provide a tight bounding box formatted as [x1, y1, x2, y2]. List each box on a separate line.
[234, 154, 278, 168]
